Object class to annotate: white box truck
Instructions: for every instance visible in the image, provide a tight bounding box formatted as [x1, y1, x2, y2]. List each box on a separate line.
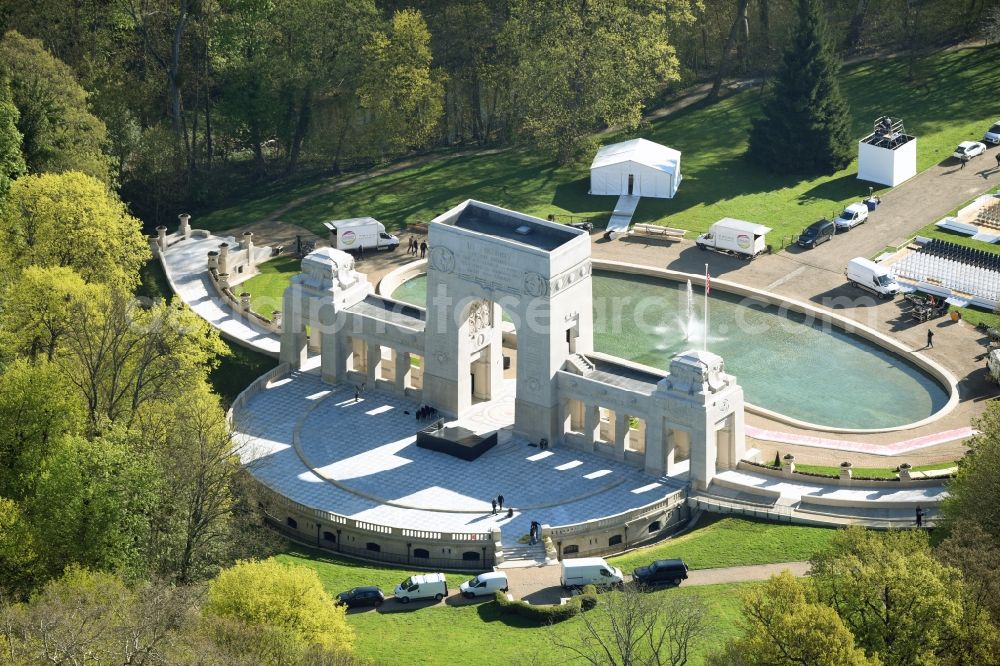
[696, 218, 772, 260]
[394, 572, 448, 603]
[560, 557, 624, 589]
[846, 257, 900, 299]
[324, 217, 399, 252]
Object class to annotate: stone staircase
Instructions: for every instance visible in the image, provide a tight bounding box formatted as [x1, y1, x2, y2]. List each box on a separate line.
[497, 541, 549, 569]
[563, 353, 596, 376]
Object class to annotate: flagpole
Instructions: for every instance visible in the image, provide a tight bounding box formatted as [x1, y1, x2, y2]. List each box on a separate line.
[704, 263, 709, 352]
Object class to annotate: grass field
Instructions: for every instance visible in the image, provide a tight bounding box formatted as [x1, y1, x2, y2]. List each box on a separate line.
[198, 45, 999, 246]
[239, 255, 300, 315]
[344, 581, 746, 665]
[790, 461, 956, 479]
[278, 551, 744, 664]
[608, 514, 836, 573]
[276, 516, 837, 664]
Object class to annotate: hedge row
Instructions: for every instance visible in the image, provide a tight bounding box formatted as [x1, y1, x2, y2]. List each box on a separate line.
[493, 584, 599, 624]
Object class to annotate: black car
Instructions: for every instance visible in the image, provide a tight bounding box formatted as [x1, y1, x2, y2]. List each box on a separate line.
[632, 559, 689, 587]
[796, 219, 835, 249]
[335, 586, 385, 608]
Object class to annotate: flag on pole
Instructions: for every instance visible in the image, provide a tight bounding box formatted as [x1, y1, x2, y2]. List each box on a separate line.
[704, 264, 710, 352]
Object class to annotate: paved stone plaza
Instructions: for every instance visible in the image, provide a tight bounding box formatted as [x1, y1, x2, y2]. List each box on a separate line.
[236, 367, 686, 542]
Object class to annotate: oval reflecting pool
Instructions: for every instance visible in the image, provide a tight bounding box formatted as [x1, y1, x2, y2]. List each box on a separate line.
[388, 271, 949, 429]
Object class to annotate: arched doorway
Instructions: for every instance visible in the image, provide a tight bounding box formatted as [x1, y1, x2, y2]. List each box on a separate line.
[420, 200, 594, 444]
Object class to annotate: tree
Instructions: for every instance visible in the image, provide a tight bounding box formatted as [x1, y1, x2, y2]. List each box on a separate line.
[268, 0, 380, 175]
[940, 401, 1000, 627]
[0, 31, 113, 184]
[55, 289, 227, 433]
[942, 401, 1000, 536]
[0, 359, 84, 500]
[936, 520, 1000, 646]
[708, 0, 751, 101]
[0, 172, 150, 289]
[25, 435, 162, 580]
[0, 566, 196, 663]
[502, 0, 695, 162]
[0, 498, 38, 596]
[552, 586, 710, 665]
[205, 559, 354, 659]
[0, 265, 95, 362]
[810, 527, 998, 666]
[141, 382, 246, 583]
[745, 0, 852, 175]
[357, 9, 444, 157]
[708, 572, 876, 666]
[0, 78, 25, 201]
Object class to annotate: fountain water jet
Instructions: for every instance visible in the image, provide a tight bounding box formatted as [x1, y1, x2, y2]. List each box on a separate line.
[684, 279, 694, 341]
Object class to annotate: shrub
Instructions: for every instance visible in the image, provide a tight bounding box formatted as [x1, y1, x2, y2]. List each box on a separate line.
[579, 585, 599, 611]
[773, 451, 782, 467]
[492, 588, 596, 624]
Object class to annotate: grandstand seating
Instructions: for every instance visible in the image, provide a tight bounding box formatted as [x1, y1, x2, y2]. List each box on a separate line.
[893, 239, 1000, 303]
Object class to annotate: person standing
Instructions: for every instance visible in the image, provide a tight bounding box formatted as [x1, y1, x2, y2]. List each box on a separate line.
[995, 152, 1000, 169]
[491, 498, 497, 515]
[915, 506, 925, 528]
[497, 494, 504, 511]
[420, 240, 428, 258]
[961, 155, 969, 169]
[926, 329, 934, 349]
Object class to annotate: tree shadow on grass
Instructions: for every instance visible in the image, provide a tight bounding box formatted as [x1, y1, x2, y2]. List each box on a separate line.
[797, 173, 869, 205]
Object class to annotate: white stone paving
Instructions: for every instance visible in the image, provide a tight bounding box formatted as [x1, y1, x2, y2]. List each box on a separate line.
[235, 370, 686, 542]
[159, 234, 280, 355]
[713, 469, 948, 503]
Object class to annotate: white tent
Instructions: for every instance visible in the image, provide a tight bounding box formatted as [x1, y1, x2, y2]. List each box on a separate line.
[590, 138, 682, 199]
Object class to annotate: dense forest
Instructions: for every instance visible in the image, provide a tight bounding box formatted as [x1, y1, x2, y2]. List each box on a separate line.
[0, 0, 994, 226]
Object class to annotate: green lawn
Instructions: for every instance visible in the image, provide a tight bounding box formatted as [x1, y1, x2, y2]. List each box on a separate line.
[277, 544, 749, 665]
[790, 461, 956, 479]
[198, 45, 999, 247]
[609, 514, 836, 573]
[345, 581, 746, 666]
[275, 516, 838, 664]
[239, 255, 301, 315]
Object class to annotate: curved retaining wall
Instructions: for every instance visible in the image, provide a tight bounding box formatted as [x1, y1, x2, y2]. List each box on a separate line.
[594, 260, 959, 434]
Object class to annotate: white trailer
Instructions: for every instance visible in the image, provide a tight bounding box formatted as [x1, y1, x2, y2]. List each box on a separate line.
[324, 217, 399, 252]
[695, 218, 772, 260]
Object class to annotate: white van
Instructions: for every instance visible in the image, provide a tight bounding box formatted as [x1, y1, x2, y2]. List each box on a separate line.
[834, 203, 869, 230]
[459, 571, 509, 598]
[394, 572, 448, 603]
[846, 257, 900, 299]
[560, 557, 624, 589]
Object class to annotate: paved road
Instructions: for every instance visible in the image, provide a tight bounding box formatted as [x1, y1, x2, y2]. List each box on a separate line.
[502, 560, 811, 606]
[341, 560, 812, 615]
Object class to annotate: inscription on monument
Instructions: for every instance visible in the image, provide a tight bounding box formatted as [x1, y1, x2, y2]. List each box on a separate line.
[451, 240, 525, 293]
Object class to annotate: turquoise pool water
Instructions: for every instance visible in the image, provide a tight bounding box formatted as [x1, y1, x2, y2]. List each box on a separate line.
[388, 272, 949, 429]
